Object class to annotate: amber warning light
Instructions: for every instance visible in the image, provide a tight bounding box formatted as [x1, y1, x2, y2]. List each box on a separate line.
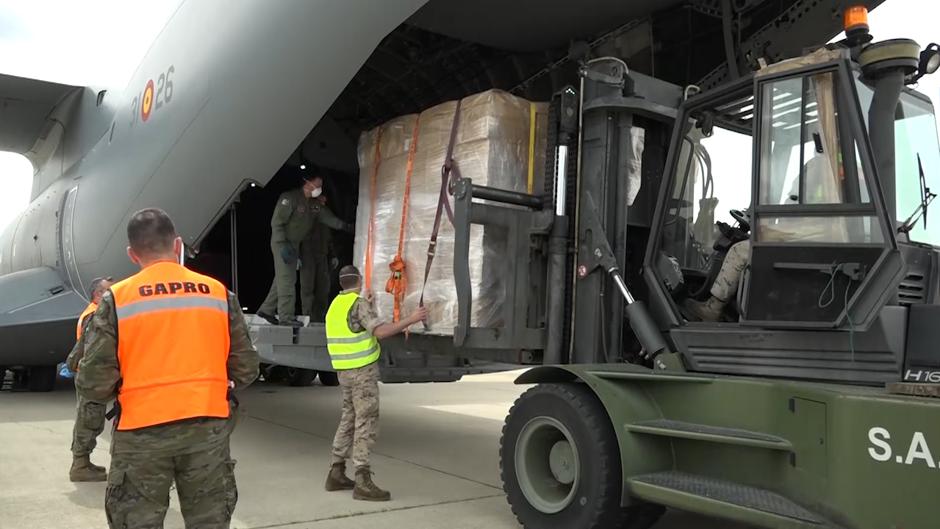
[844, 5, 869, 32]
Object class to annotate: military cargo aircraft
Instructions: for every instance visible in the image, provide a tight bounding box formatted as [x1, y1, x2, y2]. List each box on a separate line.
[0, 0, 886, 390]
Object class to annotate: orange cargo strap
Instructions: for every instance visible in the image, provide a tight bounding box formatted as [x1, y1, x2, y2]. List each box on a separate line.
[386, 116, 421, 322]
[364, 127, 384, 290]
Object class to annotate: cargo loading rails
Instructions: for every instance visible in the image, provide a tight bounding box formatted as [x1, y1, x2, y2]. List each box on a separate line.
[245, 317, 523, 385]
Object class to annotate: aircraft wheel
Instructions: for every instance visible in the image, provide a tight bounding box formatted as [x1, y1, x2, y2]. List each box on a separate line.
[27, 366, 57, 392]
[263, 365, 288, 384]
[500, 383, 663, 529]
[316, 371, 339, 387]
[287, 368, 317, 387]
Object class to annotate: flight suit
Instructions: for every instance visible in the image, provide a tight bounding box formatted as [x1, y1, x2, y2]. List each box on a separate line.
[300, 221, 334, 321]
[76, 280, 259, 529]
[260, 188, 346, 321]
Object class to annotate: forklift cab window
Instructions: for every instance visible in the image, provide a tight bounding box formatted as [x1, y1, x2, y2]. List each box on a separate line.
[756, 72, 881, 244]
[739, 61, 905, 327]
[856, 81, 940, 246]
[661, 108, 753, 288]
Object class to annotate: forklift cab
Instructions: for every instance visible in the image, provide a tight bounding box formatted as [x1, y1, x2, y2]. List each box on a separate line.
[647, 47, 940, 383]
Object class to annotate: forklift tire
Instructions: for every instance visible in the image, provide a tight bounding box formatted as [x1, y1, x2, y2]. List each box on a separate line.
[316, 371, 339, 387]
[500, 383, 663, 529]
[27, 366, 57, 392]
[287, 368, 317, 387]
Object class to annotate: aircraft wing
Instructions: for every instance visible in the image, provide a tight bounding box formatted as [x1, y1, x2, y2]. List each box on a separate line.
[0, 74, 79, 157]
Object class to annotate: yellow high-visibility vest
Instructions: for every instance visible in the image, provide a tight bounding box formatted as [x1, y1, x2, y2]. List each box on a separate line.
[325, 292, 380, 370]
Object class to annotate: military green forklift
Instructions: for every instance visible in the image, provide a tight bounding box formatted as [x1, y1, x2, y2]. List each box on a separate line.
[451, 6, 940, 529]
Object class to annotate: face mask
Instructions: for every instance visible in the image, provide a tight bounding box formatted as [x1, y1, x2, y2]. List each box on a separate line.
[310, 187, 322, 198]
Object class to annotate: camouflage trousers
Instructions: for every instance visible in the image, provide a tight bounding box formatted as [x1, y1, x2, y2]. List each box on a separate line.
[71, 390, 106, 457]
[331, 361, 380, 469]
[711, 239, 751, 302]
[105, 417, 238, 529]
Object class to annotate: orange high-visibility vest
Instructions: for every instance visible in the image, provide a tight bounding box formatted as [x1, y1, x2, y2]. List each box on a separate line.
[76, 302, 98, 340]
[110, 261, 231, 431]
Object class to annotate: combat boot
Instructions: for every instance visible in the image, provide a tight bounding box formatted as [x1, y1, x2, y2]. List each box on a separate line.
[257, 311, 279, 325]
[681, 296, 725, 322]
[69, 455, 107, 482]
[324, 462, 355, 491]
[353, 467, 391, 501]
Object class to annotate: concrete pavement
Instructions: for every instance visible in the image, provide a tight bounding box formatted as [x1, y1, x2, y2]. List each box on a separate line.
[0, 370, 749, 528]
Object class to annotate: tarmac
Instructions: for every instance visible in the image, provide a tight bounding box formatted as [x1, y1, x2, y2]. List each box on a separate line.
[0, 370, 752, 529]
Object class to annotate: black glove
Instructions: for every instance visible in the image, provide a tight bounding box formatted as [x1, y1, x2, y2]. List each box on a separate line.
[280, 245, 297, 264]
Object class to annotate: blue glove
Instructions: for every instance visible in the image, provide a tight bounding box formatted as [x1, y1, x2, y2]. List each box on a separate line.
[280, 245, 297, 264]
[59, 363, 74, 379]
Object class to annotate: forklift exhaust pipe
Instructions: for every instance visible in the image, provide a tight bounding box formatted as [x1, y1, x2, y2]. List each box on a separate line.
[860, 39, 920, 223]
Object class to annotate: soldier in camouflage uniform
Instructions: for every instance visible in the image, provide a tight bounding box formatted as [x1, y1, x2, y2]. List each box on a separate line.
[258, 173, 351, 327]
[683, 151, 849, 322]
[324, 265, 427, 501]
[300, 194, 339, 322]
[77, 208, 259, 529]
[67, 276, 113, 482]
[683, 240, 750, 322]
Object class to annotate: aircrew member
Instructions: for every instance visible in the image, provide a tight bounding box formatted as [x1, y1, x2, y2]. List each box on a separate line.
[300, 194, 340, 322]
[76, 208, 259, 529]
[258, 173, 352, 326]
[324, 265, 427, 501]
[66, 275, 113, 482]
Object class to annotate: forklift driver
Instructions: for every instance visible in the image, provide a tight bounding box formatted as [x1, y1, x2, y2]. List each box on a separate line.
[683, 68, 862, 322]
[683, 150, 857, 322]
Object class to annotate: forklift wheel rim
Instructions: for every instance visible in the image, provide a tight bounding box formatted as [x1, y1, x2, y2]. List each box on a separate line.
[514, 416, 581, 514]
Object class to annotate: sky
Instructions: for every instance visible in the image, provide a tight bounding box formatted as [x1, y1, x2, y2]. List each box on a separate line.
[0, 0, 938, 234]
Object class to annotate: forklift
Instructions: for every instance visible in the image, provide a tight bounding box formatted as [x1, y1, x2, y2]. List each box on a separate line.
[437, 5, 940, 529]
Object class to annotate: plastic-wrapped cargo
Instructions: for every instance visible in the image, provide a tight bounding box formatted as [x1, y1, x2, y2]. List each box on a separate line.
[353, 89, 547, 334]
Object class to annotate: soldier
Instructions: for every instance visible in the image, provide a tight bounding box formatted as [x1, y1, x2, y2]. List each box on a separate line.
[76, 208, 259, 529]
[66, 275, 113, 482]
[682, 240, 750, 322]
[683, 151, 855, 322]
[300, 194, 340, 322]
[324, 265, 427, 501]
[258, 173, 352, 327]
